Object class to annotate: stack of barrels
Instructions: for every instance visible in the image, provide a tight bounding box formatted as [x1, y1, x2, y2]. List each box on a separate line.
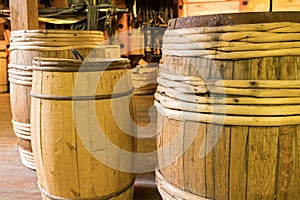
[155, 12, 300, 200]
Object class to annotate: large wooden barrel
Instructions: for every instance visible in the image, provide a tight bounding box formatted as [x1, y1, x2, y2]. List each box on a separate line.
[155, 12, 300, 200]
[8, 30, 105, 170]
[31, 58, 135, 200]
[0, 44, 7, 93]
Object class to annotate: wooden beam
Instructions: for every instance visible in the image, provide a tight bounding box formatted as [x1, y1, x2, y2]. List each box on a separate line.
[9, 0, 39, 30]
[114, 0, 130, 57]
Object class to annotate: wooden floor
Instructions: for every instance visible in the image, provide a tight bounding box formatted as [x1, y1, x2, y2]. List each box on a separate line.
[0, 93, 162, 200]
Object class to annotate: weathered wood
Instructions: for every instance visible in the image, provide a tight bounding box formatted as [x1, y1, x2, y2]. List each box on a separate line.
[156, 102, 300, 126]
[157, 12, 300, 200]
[156, 85, 300, 105]
[183, 121, 206, 196]
[9, 0, 39, 31]
[163, 21, 300, 59]
[155, 92, 300, 116]
[277, 126, 296, 199]
[205, 123, 215, 199]
[229, 126, 248, 200]
[168, 119, 184, 191]
[164, 22, 300, 36]
[293, 125, 300, 199]
[247, 127, 278, 200]
[213, 125, 230, 200]
[167, 12, 300, 30]
[157, 113, 166, 177]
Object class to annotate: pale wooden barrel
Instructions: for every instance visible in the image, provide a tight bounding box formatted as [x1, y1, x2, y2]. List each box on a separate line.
[9, 30, 105, 170]
[131, 63, 158, 155]
[31, 58, 135, 200]
[0, 44, 7, 93]
[131, 63, 158, 95]
[155, 12, 300, 200]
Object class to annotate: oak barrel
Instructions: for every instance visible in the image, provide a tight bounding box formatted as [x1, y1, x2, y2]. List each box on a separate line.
[31, 58, 135, 200]
[8, 30, 105, 170]
[155, 12, 300, 200]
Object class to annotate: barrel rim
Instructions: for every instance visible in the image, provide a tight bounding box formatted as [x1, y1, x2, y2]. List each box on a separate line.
[168, 11, 300, 29]
[11, 29, 104, 35]
[32, 57, 131, 72]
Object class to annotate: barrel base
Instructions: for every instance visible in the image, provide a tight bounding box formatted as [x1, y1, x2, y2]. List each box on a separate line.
[12, 119, 36, 170]
[18, 146, 36, 170]
[38, 182, 135, 200]
[156, 170, 209, 200]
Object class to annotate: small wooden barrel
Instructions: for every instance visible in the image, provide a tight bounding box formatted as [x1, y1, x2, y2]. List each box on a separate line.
[31, 58, 135, 200]
[156, 12, 300, 200]
[131, 63, 158, 95]
[9, 30, 105, 170]
[0, 45, 7, 93]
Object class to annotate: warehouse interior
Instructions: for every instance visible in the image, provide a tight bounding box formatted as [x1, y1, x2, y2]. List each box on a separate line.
[1, 0, 300, 200]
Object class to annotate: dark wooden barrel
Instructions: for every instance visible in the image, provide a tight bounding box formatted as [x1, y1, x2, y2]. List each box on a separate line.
[8, 30, 105, 170]
[155, 12, 300, 200]
[31, 58, 135, 200]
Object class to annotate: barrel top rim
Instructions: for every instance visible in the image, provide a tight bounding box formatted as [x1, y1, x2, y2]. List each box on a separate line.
[32, 57, 131, 72]
[11, 29, 104, 34]
[33, 57, 130, 64]
[167, 11, 300, 30]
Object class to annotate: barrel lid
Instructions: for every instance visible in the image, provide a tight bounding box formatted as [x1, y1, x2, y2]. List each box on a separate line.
[168, 11, 300, 30]
[32, 57, 131, 72]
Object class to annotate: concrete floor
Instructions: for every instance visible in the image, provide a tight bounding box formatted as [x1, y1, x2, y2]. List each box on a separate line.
[0, 93, 162, 200]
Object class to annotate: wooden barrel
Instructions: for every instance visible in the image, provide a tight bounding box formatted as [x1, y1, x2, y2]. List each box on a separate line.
[131, 63, 158, 95]
[9, 30, 105, 170]
[131, 63, 158, 157]
[155, 12, 300, 200]
[0, 44, 7, 93]
[31, 58, 135, 200]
